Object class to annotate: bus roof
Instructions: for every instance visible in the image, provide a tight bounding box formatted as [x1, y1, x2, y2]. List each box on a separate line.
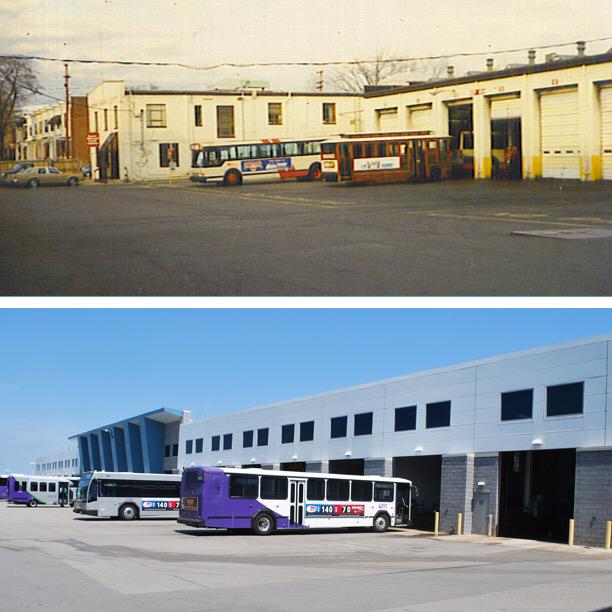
[192, 136, 327, 150]
[186, 466, 411, 485]
[322, 134, 450, 144]
[85, 470, 181, 481]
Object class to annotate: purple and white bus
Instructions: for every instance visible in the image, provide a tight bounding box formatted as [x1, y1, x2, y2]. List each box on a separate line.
[0, 474, 9, 500]
[7, 474, 74, 507]
[178, 467, 413, 535]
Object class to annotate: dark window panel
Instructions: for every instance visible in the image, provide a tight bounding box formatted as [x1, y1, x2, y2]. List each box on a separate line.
[501, 389, 533, 421]
[281, 424, 294, 444]
[547, 382, 584, 417]
[426, 401, 451, 428]
[330, 416, 347, 439]
[223, 433, 233, 450]
[354, 412, 373, 436]
[257, 428, 269, 447]
[211, 435, 220, 452]
[394, 406, 417, 431]
[243, 430, 254, 448]
[300, 421, 314, 442]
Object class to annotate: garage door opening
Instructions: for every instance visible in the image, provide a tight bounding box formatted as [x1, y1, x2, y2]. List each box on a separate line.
[491, 118, 522, 179]
[280, 461, 306, 472]
[499, 449, 575, 542]
[448, 104, 474, 178]
[329, 458, 364, 475]
[394, 455, 441, 530]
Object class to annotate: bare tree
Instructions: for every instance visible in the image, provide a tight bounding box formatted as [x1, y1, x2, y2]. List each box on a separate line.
[0, 58, 38, 159]
[327, 50, 413, 93]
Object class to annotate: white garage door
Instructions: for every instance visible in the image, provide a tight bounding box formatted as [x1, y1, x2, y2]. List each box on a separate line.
[376, 108, 399, 132]
[409, 106, 433, 132]
[490, 96, 521, 119]
[601, 86, 612, 180]
[540, 89, 580, 179]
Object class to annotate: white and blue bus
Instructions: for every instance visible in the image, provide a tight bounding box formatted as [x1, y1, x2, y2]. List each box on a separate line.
[178, 467, 413, 535]
[74, 471, 181, 520]
[190, 138, 324, 186]
[7, 474, 75, 507]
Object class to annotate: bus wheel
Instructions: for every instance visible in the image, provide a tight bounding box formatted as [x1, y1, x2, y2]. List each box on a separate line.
[308, 163, 322, 181]
[119, 504, 139, 521]
[252, 512, 274, 536]
[223, 170, 242, 186]
[372, 513, 390, 533]
[27, 499, 38, 508]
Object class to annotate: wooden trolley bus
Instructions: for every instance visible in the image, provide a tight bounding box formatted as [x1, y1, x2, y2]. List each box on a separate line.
[321, 132, 452, 185]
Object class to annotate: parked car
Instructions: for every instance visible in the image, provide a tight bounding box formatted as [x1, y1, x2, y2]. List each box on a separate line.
[81, 164, 92, 178]
[7, 166, 80, 188]
[0, 161, 35, 183]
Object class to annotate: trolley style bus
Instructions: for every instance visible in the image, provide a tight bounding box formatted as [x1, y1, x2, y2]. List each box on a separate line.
[190, 138, 324, 186]
[73, 471, 181, 520]
[178, 466, 412, 535]
[7, 474, 75, 507]
[0, 474, 9, 499]
[320, 132, 452, 185]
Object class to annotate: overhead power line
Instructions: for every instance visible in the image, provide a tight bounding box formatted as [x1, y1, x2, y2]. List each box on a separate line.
[2, 36, 612, 71]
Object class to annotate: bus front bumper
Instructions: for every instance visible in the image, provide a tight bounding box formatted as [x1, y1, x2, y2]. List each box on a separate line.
[177, 517, 205, 528]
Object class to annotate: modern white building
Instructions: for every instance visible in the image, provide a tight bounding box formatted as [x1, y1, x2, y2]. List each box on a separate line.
[178, 334, 612, 547]
[34, 446, 80, 477]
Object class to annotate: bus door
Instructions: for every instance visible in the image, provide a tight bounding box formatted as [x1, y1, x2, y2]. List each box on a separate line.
[288, 478, 306, 526]
[58, 481, 69, 506]
[395, 483, 412, 526]
[413, 140, 426, 180]
[338, 144, 352, 182]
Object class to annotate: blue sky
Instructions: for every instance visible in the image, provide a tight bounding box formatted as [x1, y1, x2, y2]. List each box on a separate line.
[1, 309, 611, 473]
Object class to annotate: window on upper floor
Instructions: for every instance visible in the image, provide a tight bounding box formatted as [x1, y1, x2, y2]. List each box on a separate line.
[300, 421, 314, 442]
[394, 406, 417, 431]
[194, 105, 202, 127]
[172, 443, 178, 457]
[501, 389, 533, 421]
[146, 104, 167, 128]
[257, 428, 269, 447]
[164, 445, 170, 458]
[281, 424, 294, 444]
[195, 438, 203, 453]
[243, 430, 254, 448]
[211, 435, 220, 452]
[268, 102, 283, 125]
[185, 439, 193, 454]
[354, 412, 373, 436]
[546, 382, 584, 417]
[426, 401, 451, 428]
[223, 433, 233, 450]
[322, 102, 336, 124]
[330, 416, 347, 439]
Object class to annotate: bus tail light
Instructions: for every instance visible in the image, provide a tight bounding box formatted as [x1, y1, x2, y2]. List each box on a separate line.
[182, 496, 198, 510]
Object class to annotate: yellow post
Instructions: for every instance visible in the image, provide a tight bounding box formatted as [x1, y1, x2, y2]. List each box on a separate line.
[605, 521, 611, 550]
[487, 514, 493, 537]
[434, 511, 439, 536]
[457, 512, 463, 536]
[568, 519, 574, 546]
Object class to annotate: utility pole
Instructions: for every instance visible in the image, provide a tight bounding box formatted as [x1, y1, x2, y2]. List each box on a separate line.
[64, 63, 71, 159]
[316, 70, 324, 92]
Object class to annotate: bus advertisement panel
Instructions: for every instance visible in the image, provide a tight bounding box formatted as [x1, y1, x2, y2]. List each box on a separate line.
[73, 471, 181, 520]
[178, 467, 412, 535]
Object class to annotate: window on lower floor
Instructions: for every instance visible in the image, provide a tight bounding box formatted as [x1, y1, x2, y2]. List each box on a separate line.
[159, 143, 179, 167]
[501, 389, 533, 421]
[426, 401, 451, 428]
[547, 381, 584, 417]
[394, 406, 417, 431]
[354, 412, 373, 436]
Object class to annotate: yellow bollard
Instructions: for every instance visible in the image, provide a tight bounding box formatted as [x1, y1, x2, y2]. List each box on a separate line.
[605, 521, 611, 550]
[434, 511, 439, 536]
[457, 512, 463, 536]
[568, 519, 574, 546]
[487, 514, 493, 537]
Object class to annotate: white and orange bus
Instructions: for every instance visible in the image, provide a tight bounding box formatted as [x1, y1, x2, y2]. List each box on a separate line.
[190, 138, 324, 186]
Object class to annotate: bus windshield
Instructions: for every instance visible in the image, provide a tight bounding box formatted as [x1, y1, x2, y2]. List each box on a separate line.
[76, 472, 93, 500]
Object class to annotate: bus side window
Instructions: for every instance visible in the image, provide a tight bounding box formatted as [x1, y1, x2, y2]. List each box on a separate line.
[229, 474, 258, 499]
[48, 482, 56, 493]
[374, 482, 394, 502]
[351, 480, 373, 502]
[303, 140, 320, 155]
[377, 143, 386, 157]
[30, 482, 38, 492]
[40, 482, 47, 492]
[389, 143, 399, 156]
[352, 144, 363, 159]
[364, 144, 374, 158]
[307, 479, 325, 500]
[259, 144, 272, 159]
[326, 479, 349, 501]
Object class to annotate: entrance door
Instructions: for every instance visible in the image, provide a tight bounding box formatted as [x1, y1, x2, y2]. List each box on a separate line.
[339, 144, 352, 181]
[58, 481, 69, 506]
[289, 479, 306, 526]
[395, 483, 412, 526]
[472, 490, 490, 535]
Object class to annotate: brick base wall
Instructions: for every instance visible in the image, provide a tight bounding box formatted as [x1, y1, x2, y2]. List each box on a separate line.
[440, 454, 474, 534]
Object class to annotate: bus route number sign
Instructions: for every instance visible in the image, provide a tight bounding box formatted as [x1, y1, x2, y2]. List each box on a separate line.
[305, 503, 364, 517]
[141, 499, 180, 511]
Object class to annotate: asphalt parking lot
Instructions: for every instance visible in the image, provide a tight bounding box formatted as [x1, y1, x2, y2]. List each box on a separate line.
[1, 503, 612, 611]
[0, 178, 611, 295]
